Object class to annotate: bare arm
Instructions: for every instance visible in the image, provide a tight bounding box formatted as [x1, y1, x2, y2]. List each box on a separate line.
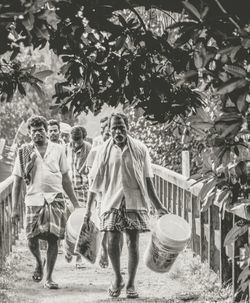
[62, 172, 80, 208]
[11, 175, 22, 220]
[85, 191, 97, 217]
[146, 177, 168, 215]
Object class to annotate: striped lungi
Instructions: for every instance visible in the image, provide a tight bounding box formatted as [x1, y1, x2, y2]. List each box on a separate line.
[100, 198, 150, 233]
[25, 193, 68, 240]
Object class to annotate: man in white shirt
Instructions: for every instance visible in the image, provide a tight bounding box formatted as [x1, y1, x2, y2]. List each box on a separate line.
[92, 116, 109, 148]
[48, 119, 64, 144]
[11, 116, 79, 289]
[60, 122, 71, 144]
[86, 123, 113, 269]
[84, 113, 168, 299]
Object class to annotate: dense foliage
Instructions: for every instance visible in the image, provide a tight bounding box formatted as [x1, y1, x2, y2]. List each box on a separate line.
[126, 107, 203, 175]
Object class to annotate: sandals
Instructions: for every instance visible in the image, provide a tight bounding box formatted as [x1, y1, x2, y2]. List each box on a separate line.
[44, 280, 59, 289]
[126, 287, 139, 299]
[108, 281, 125, 298]
[32, 259, 46, 282]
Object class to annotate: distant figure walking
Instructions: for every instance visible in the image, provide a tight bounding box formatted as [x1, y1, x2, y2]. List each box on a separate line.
[48, 119, 64, 144]
[60, 122, 71, 144]
[86, 117, 113, 269]
[66, 126, 91, 207]
[84, 113, 168, 298]
[65, 126, 91, 268]
[92, 117, 109, 148]
[11, 116, 80, 289]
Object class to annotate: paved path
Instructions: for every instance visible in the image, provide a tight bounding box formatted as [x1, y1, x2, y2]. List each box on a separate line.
[3, 231, 203, 303]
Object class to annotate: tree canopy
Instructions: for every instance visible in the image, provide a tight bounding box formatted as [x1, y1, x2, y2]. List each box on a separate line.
[0, 0, 248, 121]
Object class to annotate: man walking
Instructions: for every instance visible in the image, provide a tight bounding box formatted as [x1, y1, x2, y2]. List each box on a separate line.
[92, 116, 109, 148]
[84, 113, 168, 298]
[65, 126, 91, 267]
[48, 119, 64, 144]
[66, 126, 91, 207]
[60, 122, 71, 144]
[11, 116, 80, 289]
[86, 119, 112, 269]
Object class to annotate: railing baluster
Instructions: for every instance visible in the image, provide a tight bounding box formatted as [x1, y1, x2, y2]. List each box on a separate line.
[232, 215, 248, 302]
[220, 211, 233, 285]
[172, 185, 177, 215]
[0, 200, 4, 268]
[200, 206, 206, 262]
[177, 187, 181, 216]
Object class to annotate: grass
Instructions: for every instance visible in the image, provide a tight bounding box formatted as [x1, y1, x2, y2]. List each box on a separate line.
[0, 251, 21, 303]
[169, 249, 233, 302]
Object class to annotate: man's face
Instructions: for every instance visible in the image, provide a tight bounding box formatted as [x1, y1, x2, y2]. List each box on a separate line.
[103, 129, 111, 142]
[48, 125, 60, 142]
[29, 125, 47, 145]
[110, 117, 128, 146]
[71, 137, 84, 151]
[100, 121, 108, 136]
[61, 132, 70, 144]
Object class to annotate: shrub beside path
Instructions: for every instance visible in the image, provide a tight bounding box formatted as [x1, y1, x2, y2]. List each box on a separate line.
[1, 231, 230, 303]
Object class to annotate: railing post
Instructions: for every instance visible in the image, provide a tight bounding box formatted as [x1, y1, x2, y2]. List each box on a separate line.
[182, 150, 190, 178]
[220, 211, 233, 286]
[0, 138, 6, 156]
[0, 198, 4, 269]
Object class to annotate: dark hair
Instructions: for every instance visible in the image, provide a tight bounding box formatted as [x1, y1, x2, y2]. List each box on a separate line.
[71, 125, 87, 140]
[27, 115, 48, 132]
[100, 116, 109, 124]
[48, 119, 60, 131]
[109, 113, 129, 129]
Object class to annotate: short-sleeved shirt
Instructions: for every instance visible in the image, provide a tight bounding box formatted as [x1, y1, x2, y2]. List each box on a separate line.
[12, 141, 69, 206]
[89, 143, 153, 216]
[92, 135, 104, 148]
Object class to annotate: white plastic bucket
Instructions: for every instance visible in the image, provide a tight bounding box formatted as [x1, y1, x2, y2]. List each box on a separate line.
[64, 208, 99, 256]
[144, 214, 191, 273]
[67, 208, 86, 240]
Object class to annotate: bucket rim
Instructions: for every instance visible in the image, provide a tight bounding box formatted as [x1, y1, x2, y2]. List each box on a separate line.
[156, 214, 191, 243]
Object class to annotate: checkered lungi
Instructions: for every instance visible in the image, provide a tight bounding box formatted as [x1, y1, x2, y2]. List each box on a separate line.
[73, 180, 88, 207]
[100, 198, 150, 232]
[25, 193, 68, 240]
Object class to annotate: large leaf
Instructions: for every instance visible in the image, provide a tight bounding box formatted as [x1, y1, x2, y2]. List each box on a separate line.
[176, 70, 198, 86]
[182, 1, 201, 20]
[30, 82, 45, 100]
[224, 220, 249, 246]
[115, 35, 126, 51]
[236, 91, 248, 113]
[216, 79, 248, 95]
[198, 177, 217, 202]
[194, 52, 204, 69]
[33, 70, 53, 80]
[219, 121, 242, 138]
[214, 189, 231, 206]
[201, 186, 217, 212]
[224, 65, 247, 78]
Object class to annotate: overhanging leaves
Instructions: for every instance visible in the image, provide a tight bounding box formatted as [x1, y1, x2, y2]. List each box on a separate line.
[224, 220, 249, 246]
